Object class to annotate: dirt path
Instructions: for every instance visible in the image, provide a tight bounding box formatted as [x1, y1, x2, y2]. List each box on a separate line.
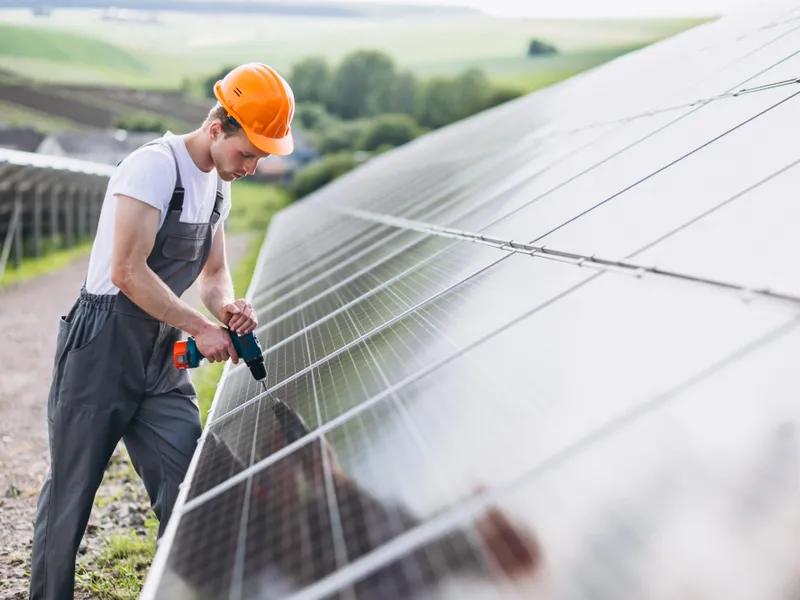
[0, 232, 253, 600]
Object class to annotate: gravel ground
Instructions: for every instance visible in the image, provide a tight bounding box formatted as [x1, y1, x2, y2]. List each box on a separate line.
[0, 233, 252, 600]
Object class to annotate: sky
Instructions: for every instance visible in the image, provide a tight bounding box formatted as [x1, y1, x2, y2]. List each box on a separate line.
[349, 0, 772, 18]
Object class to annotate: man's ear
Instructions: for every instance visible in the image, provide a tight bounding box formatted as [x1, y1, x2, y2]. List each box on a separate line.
[209, 121, 222, 140]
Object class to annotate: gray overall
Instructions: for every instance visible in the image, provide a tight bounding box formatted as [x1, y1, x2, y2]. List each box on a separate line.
[29, 142, 224, 600]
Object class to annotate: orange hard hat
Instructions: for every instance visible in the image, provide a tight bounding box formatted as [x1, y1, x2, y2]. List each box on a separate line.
[213, 62, 295, 156]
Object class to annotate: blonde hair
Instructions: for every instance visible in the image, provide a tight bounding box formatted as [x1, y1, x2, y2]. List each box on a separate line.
[204, 103, 242, 136]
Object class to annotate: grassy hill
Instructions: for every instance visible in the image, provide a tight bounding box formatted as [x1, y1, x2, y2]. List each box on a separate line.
[0, 23, 146, 71]
[0, 10, 710, 91]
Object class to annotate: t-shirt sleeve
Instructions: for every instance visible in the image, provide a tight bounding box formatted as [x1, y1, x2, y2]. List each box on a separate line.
[110, 145, 177, 213]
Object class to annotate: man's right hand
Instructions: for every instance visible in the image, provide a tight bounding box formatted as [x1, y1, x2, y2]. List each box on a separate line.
[194, 323, 240, 365]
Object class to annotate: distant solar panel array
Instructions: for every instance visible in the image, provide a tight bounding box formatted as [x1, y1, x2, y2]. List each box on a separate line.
[0, 149, 112, 278]
[141, 2, 800, 598]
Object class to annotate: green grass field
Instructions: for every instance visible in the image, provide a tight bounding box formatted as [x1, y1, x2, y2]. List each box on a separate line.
[0, 9, 709, 91]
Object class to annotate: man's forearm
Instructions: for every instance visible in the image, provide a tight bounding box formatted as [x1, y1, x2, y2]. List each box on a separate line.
[199, 267, 236, 324]
[115, 264, 214, 337]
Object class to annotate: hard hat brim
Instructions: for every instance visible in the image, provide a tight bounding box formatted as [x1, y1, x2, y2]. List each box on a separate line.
[246, 128, 294, 157]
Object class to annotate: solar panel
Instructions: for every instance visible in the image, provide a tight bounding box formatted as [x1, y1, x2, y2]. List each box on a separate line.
[140, 3, 800, 598]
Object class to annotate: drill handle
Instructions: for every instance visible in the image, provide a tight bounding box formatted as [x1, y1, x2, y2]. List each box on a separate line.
[174, 329, 263, 370]
[173, 337, 204, 369]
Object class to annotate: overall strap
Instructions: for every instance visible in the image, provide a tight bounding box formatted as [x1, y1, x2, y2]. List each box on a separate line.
[210, 175, 224, 225]
[160, 142, 185, 214]
[118, 138, 185, 214]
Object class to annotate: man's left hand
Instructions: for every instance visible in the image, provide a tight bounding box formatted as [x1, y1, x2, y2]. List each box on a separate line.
[221, 299, 258, 334]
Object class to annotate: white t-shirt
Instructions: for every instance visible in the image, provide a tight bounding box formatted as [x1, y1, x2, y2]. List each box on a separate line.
[85, 132, 232, 295]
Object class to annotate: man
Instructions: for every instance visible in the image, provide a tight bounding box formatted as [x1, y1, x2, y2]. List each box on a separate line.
[29, 62, 296, 600]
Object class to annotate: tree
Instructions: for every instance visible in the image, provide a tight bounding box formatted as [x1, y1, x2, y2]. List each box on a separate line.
[327, 50, 397, 119]
[317, 120, 369, 154]
[414, 69, 493, 129]
[414, 76, 460, 129]
[386, 70, 419, 116]
[481, 87, 524, 111]
[452, 68, 491, 119]
[528, 39, 558, 56]
[203, 65, 236, 99]
[295, 102, 335, 131]
[292, 153, 360, 198]
[289, 56, 331, 104]
[358, 113, 422, 152]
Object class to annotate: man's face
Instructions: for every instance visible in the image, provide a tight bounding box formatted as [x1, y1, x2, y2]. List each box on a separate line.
[209, 123, 271, 182]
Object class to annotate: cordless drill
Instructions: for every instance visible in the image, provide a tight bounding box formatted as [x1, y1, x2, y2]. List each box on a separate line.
[174, 328, 267, 384]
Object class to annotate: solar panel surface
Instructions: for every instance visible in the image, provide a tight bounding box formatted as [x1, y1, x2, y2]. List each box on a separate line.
[141, 3, 800, 598]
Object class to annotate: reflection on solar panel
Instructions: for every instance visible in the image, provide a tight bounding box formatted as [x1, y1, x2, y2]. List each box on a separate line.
[140, 3, 800, 598]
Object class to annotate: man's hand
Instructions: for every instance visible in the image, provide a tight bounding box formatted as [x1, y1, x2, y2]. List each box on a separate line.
[194, 323, 240, 364]
[221, 299, 258, 334]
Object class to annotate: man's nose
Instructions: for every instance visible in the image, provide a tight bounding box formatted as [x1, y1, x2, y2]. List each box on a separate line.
[246, 159, 258, 176]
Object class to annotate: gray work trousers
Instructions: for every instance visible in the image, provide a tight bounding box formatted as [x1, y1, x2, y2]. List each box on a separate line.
[29, 290, 201, 600]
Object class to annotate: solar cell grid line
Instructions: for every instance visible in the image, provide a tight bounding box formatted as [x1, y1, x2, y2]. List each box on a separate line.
[537, 73, 800, 141]
[632, 158, 800, 297]
[253, 226, 412, 309]
[260, 209, 368, 262]
[482, 82, 800, 245]
[261, 221, 428, 302]
[257, 232, 454, 327]
[254, 229, 432, 320]
[251, 137, 560, 309]
[533, 97, 800, 271]
[521, 87, 800, 253]
[254, 211, 380, 285]
[256, 223, 391, 301]
[257, 217, 381, 287]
